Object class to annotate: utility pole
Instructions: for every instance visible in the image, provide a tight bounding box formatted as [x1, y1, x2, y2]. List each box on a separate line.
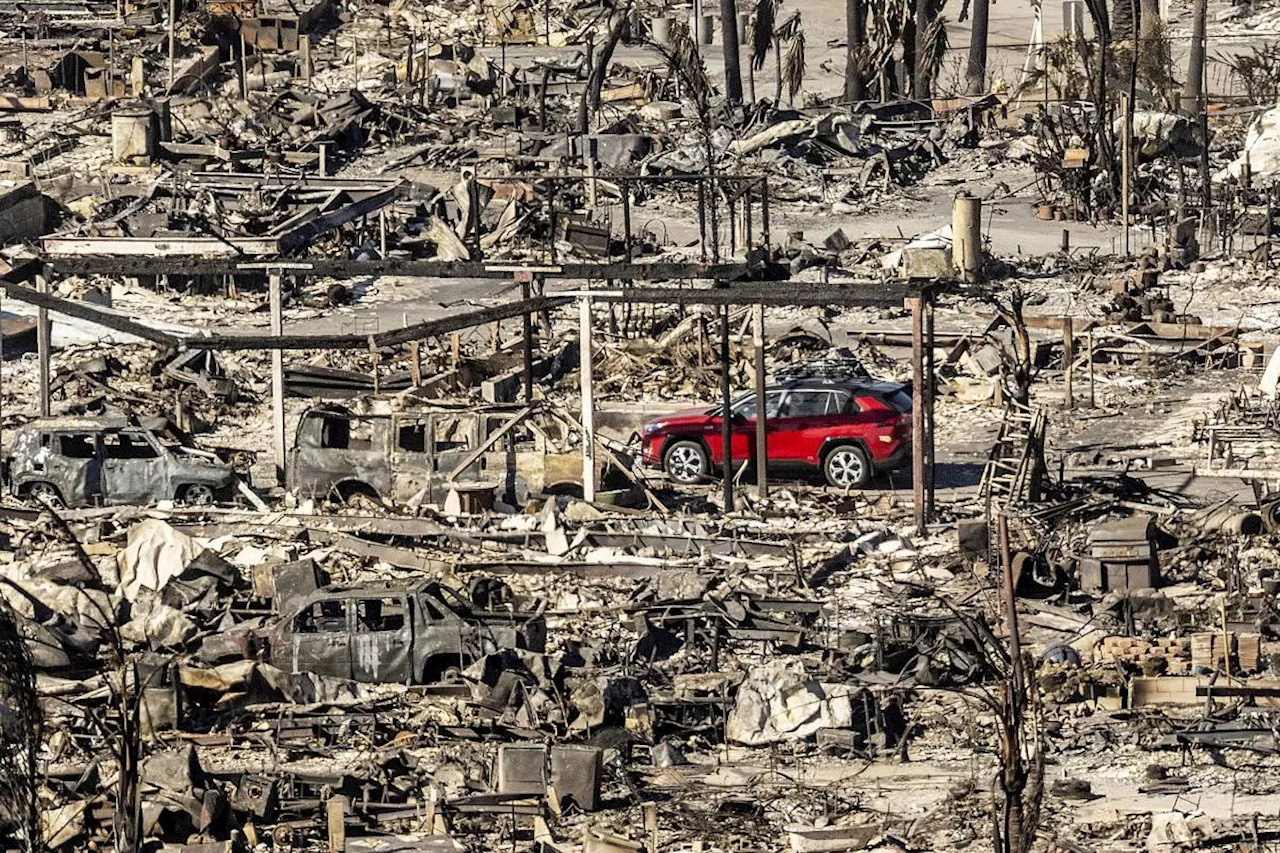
[966, 0, 989, 95]
[720, 0, 743, 103]
[843, 0, 865, 101]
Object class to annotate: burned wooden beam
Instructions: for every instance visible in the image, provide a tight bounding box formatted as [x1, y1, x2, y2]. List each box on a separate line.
[40, 256, 766, 282]
[0, 278, 183, 348]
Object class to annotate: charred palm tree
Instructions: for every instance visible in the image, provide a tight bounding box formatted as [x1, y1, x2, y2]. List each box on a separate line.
[648, 20, 722, 261]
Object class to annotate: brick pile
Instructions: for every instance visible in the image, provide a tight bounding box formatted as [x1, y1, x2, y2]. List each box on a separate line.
[1098, 636, 1191, 673]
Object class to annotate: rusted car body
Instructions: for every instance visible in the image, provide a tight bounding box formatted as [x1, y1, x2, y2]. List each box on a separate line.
[286, 402, 627, 506]
[5, 416, 238, 507]
[263, 580, 547, 683]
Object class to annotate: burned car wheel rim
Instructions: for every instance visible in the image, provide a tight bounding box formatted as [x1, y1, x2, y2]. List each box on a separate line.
[666, 445, 706, 483]
[826, 450, 865, 487]
[28, 483, 62, 508]
[183, 484, 215, 505]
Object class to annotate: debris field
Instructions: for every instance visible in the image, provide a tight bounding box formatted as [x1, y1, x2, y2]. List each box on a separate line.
[11, 0, 1280, 852]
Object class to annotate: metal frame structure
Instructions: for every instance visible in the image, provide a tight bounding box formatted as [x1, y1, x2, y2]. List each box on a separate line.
[1, 255, 940, 532]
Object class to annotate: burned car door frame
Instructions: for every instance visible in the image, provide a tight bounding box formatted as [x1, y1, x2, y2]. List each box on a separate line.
[283, 595, 353, 679]
[29, 429, 103, 505]
[99, 427, 168, 504]
[287, 405, 392, 502]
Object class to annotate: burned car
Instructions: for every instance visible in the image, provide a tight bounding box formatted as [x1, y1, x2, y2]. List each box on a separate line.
[5, 416, 241, 507]
[286, 402, 630, 506]
[263, 580, 547, 683]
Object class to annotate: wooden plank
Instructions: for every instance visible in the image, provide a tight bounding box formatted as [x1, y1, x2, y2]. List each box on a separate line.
[0, 95, 52, 112]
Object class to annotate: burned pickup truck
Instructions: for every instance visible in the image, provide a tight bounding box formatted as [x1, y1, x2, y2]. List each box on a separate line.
[263, 580, 547, 683]
[5, 416, 246, 508]
[287, 402, 630, 507]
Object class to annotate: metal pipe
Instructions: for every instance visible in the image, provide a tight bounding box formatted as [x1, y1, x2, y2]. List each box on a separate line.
[911, 294, 925, 535]
[721, 303, 733, 511]
[753, 303, 768, 497]
[579, 294, 596, 502]
[270, 272, 286, 486]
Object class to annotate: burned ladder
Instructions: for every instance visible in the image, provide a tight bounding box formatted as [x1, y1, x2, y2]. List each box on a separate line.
[979, 401, 1046, 517]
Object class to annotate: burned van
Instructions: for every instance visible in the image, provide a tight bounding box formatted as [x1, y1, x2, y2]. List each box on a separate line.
[286, 403, 628, 506]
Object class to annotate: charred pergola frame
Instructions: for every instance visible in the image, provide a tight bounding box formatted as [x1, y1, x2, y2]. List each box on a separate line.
[1, 257, 940, 534]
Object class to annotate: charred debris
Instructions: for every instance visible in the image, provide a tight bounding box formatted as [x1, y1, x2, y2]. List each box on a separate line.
[11, 0, 1280, 851]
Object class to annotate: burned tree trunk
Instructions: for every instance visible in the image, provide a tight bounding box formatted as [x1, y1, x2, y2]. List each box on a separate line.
[966, 0, 989, 94]
[1182, 0, 1206, 114]
[843, 0, 865, 100]
[1084, 0, 1117, 203]
[721, 0, 744, 103]
[577, 7, 630, 134]
[913, 0, 931, 99]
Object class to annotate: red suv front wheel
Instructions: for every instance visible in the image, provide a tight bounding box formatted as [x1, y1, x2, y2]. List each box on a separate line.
[663, 440, 710, 484]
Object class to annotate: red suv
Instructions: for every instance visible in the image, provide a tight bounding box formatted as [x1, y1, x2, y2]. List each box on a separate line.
[641, 378, 912, 488]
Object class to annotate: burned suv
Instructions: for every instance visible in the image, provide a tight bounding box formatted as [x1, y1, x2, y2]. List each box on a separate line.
[5, 416, 239, 507]
[641, 376, 912, 488]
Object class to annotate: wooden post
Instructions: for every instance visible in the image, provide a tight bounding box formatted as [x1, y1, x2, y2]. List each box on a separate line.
[269, 273, 286, 487]
[36, 273, 50, 417]
[643, 803, 658, 853]
[584, 141, 598, 209]
[239, 31, 248, 100]
[300, 33, 311, 79]
[911, 294, 925, 535]
[167, 0, 176, 90]
[521, 274, 535, 402]
[579, 294, 596, 502]
[327, 796, 347, 853]
[409, 341, 422, 386]
[752, 303, 768, 497]
[1063, 316, 1074, 409]
[450, 332, 460, 367]
[1088, 330, 1096, 408]
[720, 304, 734, 512]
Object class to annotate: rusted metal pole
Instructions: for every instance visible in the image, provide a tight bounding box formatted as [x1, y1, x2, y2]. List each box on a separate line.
[753, 303, 768, 497]
[924, 293, 935, 522]
[998, 513, 1023, 693]
[721, 303, 734, 511]
[270, 272, 286, 486]
[911, 294, 925, 535]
